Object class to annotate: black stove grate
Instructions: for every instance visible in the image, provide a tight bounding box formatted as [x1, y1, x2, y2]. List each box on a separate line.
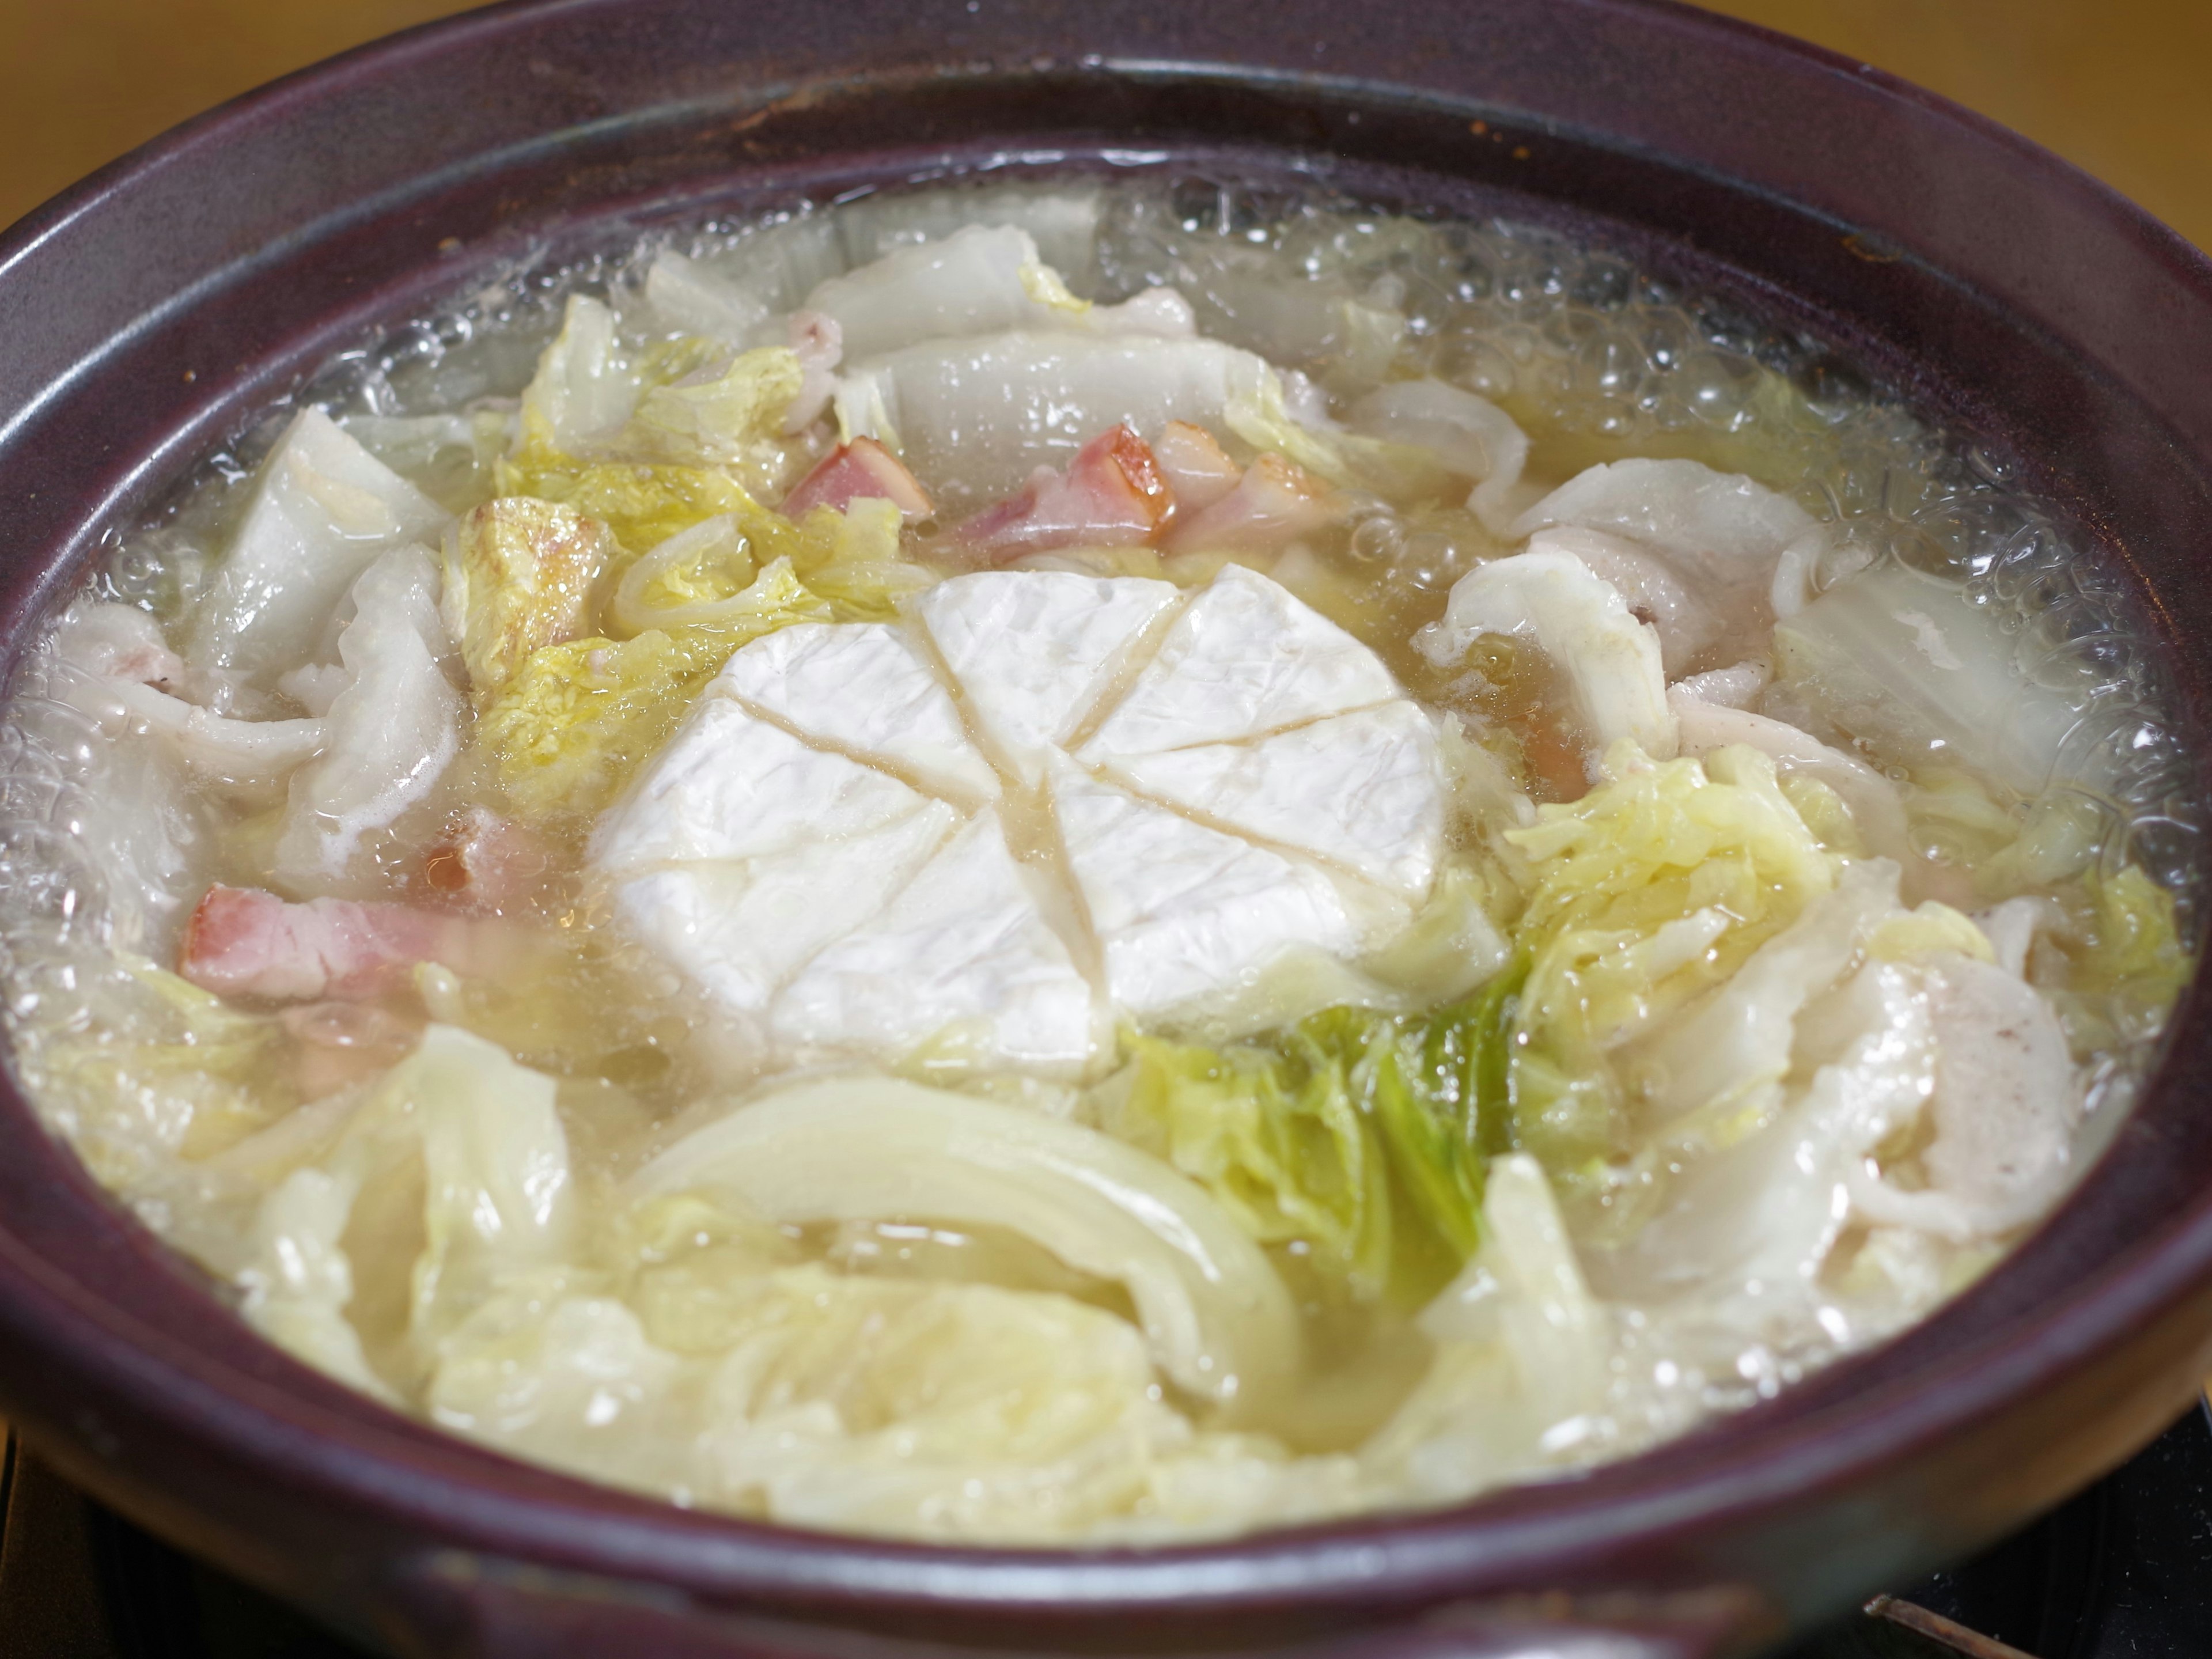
[1781, 1400, 2212, 1657]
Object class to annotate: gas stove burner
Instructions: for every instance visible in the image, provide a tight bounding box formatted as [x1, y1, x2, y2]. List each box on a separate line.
[2, 1403, 2206, 1658]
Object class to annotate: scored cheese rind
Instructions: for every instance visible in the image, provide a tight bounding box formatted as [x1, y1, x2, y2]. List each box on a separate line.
[916, 571, 1181, 783]
[773, 809, 1101, 1074]
[713, 621, 1001, 802]
[594, 695, 934, 873]
[1077, 563, 1398, 762]
[611, 803, 958, 1013]
[1099, 702, 1446, 898]
[1046, 755, 1358, 1018]
[593, 562, 1448, 1069]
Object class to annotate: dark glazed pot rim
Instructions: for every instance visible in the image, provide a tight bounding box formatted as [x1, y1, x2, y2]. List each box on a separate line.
[3, 0, 2212, 1643]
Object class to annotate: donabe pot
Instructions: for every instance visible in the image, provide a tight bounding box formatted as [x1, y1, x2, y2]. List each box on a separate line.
[2, 2, 2210, 1656]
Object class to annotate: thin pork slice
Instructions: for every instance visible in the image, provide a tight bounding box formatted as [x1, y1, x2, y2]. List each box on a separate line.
[950, 426, 1170, 562]
[181, 884, 475, 1001]
[781, 437, 933, 521]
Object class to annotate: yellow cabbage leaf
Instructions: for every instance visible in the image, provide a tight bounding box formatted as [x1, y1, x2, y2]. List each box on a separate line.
[441, 497, 614, 706]
[2058, 863, 2195, 1044]
[476, 439, 934, 817]
[493, 452, 760, 562]
[475, 558, 829, 819]
[1502, 742, 1838, 1183]
[623, 345, 805, 492]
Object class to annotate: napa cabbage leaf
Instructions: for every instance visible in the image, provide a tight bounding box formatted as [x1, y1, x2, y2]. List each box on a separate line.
[620, 343, 806, 491]
[804, 224, 1088, 361]
[1367, 1154, 1614, 1499]
[503, 309, 809, 541]
[629, 1074, 1301, 1410]
[516, 294, 638, 457]
[1502, 743, 1839, 1185]
[474, 486, 926, 817]
[236, 1023, 573, 1394]
[11, 952, 296, 1181]
[1221, 369, 1453, 502]
[1774, 562, 2111, 798]
[474, 562, 824, 820]
[684, 1265, 1180, 1540]
[2054, 863, 2195, 1046]
[1107, 972, 1523, 1306]
[494, 452, 762, 559]
[441, 497, 615, 706]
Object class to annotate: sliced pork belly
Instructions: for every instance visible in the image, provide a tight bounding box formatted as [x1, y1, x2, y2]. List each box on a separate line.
[1160, 453, 1342, 556]
[950, 426, 1171, 561]
[780, 437, 933, 521]
[1151, 421, 1242, 516]
[180, 885, 467, 1002]
[1420, 546, 1676, 765]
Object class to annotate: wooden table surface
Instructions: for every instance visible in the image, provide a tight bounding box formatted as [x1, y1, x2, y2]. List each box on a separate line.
[1, 0, 2207, 251]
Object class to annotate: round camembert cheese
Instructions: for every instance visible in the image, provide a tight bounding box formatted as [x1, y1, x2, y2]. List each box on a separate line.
[591, 565, 1446, 1076]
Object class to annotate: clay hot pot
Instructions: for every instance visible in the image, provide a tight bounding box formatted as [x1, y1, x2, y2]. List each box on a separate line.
[1, 2, 2210, 1654]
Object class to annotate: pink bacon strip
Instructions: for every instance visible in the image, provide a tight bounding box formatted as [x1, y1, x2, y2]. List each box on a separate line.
[180, 885, 473, 1002]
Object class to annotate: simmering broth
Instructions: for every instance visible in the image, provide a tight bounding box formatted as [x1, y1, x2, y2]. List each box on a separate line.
[0, 177, 2193, 1543]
